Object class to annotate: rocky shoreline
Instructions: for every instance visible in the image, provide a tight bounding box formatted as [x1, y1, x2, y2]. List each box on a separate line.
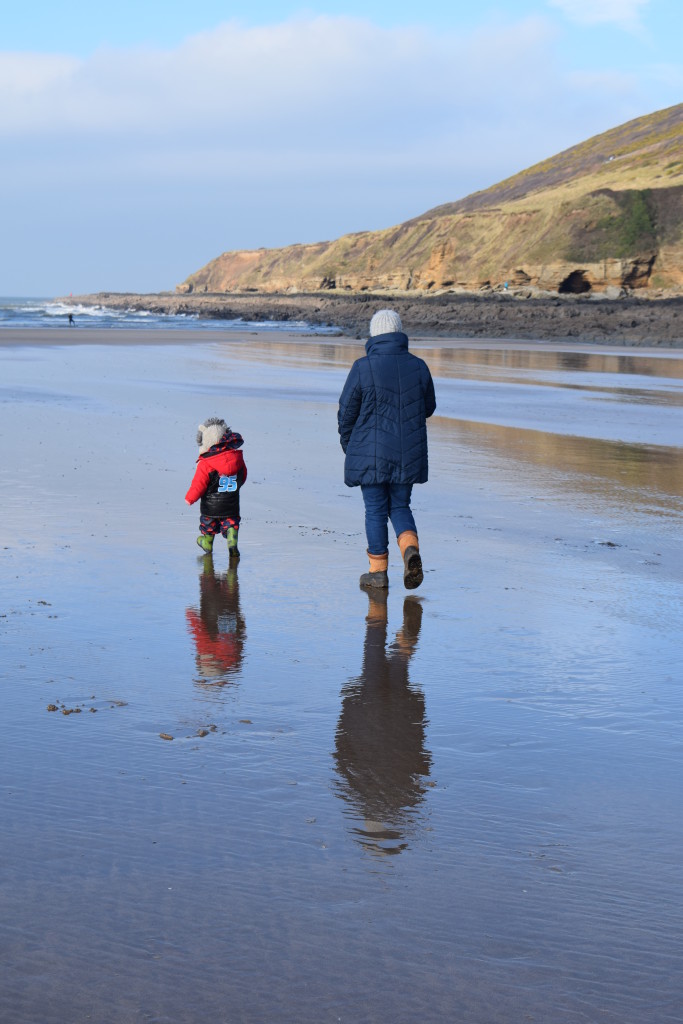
[67, 291, 683, 345]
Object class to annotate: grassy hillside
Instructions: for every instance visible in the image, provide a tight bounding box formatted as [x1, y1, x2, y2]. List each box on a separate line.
[418, 103, 683, 219]
[179, 104, 683, 297]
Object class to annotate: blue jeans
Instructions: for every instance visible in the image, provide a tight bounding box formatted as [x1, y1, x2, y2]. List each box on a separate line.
[361, 483, 416, 555]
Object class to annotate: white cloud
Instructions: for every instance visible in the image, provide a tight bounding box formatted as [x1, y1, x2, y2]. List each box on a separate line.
[0, 52, 78, 96]
[0, 13, 603, 207]
[0, 15, 561, 139]
[548, 0, 650, 32]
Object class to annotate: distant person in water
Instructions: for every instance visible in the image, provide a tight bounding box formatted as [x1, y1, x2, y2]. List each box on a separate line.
[338, 309, 436, 590]
[185, 418, 247, 558]
[68, 312, 75, 326]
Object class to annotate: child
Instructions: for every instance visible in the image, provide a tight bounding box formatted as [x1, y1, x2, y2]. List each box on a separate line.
[185, 417, 247, 557]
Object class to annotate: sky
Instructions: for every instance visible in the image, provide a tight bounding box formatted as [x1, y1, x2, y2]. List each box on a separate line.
[1, 0, 681, 296]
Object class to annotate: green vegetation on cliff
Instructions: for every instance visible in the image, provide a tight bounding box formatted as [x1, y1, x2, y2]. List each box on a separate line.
[562, 189, 657, 263]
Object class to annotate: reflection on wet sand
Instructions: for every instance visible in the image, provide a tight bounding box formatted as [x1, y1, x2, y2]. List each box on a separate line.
[212, 336, 683, 384]
[433, 416, 683, 510]
[212, 337, 365, 372]
[422, 346, 683, 382]
[185, 555, 246, 690]
[334, 594, 432, 857]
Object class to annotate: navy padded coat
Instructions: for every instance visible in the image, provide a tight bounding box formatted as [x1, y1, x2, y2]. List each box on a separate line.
[338, 331, 436, 487]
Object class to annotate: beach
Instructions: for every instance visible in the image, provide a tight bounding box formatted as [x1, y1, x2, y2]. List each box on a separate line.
[2, 326, 683, 1023]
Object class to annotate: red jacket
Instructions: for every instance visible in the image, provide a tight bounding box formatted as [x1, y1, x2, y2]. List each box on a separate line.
[185, 448, 247, 517]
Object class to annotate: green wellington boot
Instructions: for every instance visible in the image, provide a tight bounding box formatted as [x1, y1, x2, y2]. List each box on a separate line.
[196, 534, 214, 554]
[227, 526, 240, 559]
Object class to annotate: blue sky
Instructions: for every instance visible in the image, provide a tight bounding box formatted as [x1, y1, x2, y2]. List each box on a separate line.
[1, 0, 681, 295]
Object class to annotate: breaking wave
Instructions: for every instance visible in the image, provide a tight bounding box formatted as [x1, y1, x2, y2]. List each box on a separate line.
[0, 297, 340, 334]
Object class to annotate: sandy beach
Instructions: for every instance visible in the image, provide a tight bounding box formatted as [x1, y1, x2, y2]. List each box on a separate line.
[2, 327, 683, 1023]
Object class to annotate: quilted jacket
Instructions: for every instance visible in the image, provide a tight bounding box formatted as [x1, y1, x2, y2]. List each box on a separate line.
[337, 331, 436, 487]
[185, 440, 247, 518]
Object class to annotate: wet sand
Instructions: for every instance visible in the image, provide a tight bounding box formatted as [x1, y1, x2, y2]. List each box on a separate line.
[1, 329, 683, 1023]
[4, 323, 683, 356]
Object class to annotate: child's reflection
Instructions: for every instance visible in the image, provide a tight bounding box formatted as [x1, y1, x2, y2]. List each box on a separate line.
[185, 555, 246, 689]
[333, 593, 432, 856]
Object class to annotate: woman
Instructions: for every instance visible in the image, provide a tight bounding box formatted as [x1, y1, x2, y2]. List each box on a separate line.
[338, 309, 436, 589]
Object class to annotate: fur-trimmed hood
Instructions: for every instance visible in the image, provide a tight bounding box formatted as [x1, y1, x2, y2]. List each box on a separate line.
[196, 417, 243, 456]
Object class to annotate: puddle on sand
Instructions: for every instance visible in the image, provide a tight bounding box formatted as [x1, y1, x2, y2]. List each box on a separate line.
[0, 338, 682, 1024]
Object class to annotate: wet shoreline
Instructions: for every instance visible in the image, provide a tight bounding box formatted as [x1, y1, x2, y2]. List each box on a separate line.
[1, 336, 682, 1023]
[2, 323, 683, 357]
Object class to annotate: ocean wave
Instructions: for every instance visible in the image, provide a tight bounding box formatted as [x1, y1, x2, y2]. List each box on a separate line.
[0, 297, 341, 334]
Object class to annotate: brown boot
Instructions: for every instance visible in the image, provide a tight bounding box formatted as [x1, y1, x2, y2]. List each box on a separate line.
[397, 531, 423, 590]
[360, 551, 389, 589]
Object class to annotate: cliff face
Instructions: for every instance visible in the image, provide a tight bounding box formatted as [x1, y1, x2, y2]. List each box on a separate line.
[178, 104, 683, 297]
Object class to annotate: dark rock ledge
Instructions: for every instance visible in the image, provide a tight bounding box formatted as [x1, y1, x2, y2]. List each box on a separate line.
[65, 290, 683, 346]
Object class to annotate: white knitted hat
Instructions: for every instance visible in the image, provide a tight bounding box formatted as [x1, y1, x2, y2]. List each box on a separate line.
[369, 309, 402, 337]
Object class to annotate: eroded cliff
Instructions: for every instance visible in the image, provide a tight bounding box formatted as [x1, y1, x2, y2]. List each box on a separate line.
[179, 104, 683, 297]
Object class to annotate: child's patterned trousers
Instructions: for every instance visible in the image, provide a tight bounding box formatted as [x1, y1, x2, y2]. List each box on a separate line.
[199, 515, 240, 537]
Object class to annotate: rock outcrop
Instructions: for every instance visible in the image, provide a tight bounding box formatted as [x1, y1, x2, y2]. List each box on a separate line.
[68, 290, 683, 346]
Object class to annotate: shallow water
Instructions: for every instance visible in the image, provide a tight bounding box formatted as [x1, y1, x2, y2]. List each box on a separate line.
[1, 336, 682, 1023]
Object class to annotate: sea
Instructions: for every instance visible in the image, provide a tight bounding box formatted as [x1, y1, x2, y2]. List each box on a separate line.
[0, 296, 341, 333]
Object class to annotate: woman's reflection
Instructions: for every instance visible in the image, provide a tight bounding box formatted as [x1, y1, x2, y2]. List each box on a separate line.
[333, 592, 432, 856]
[186, 555, 246, 689]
